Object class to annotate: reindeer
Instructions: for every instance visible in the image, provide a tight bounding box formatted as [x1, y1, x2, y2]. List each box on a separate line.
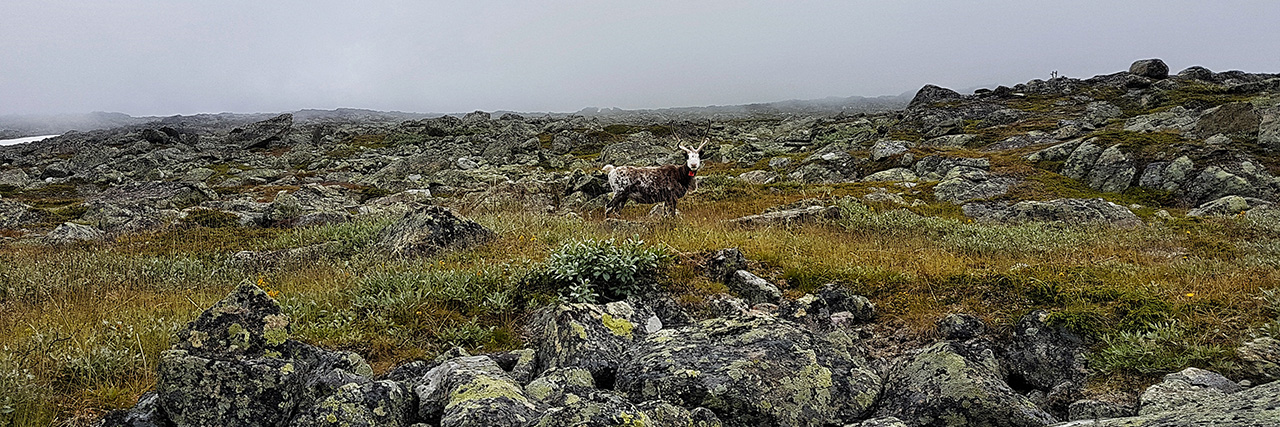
[602, 133, 708, 218]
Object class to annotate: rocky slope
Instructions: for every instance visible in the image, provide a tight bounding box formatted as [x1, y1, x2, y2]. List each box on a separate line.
[3, 58, 1280, 426]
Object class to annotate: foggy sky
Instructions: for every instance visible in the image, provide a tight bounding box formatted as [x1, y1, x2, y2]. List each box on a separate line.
[2, 1, 1278, 116]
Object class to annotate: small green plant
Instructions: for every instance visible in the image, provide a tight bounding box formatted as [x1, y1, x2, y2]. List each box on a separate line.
[181, 208, 241, 228]
[1091, 320, 1234, 375]
[538, 237, 670, 302]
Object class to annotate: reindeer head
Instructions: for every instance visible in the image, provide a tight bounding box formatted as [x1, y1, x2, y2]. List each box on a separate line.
[677, 136, 708, 172]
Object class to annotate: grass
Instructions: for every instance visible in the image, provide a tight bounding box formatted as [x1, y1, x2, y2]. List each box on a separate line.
[3, 178, 1280, 425]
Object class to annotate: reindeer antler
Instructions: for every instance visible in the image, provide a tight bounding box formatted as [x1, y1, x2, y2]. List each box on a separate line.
[672, 122, 693, 152]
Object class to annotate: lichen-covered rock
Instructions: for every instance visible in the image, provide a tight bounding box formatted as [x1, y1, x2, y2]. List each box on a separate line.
[933, 167, 1015, 204]
[937, 313, 986, 340]
[863, 167, 918, 183]
[780, 284, 875, 330]
[524, 367, 596, 409]
[1067, 399, 1136, 421]
[1004, 310, 1089, 393]
[1238, 336, 1280, 384]
[1187, 195, 1272, 217]
[617, 315, 881, 427]
[41, 221, 105, 245]
[97, 392, 166, 427]
[963, 198, 1141, 227]
[229, 113, 293, 149]
[1181, 166, 1257, 206]
[82, 181, 217, 233]
[0, 198, 41, 229]
[1260, 106, 1280, 152]
[156, 349, 304, 427]
[1138, 156, 1195, 192]
[876, 342, 1056, 427]
[1087, 145, 1135, 193]
[729, 204, 842, 226]
[1138, 367, 1243, 415]
[1194, 101, 1261, 138]
[173, 281, 293, 360]
[637, 401, 723, 427]
[727, 270, 782, 304]
[530, 389, 655, 427]
[1084, 101, 1123, 127]
[870, 140, 911, 161]
[909, 84, 962, 109]
[1084, 377, 1280, 426]
[527, 302, 661, 380]
[1123, 107, 1198, 133]
[914, 155, 989, 181]
[857, 417, 910, 427]
[372, 205, 495, 257]
[290, 380, 415, 427]
[415, 356, 536, 427]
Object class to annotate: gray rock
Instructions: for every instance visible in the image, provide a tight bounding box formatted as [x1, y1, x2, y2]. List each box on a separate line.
[171, 281, 293, 359]
[637, 400, 723, 427]
[1123, 107, 1198, 133]
[738, 170, 779, 184]
[1177, 66, 1215, 81]
[42, 222, 105, 245]
[1129, 59, 1169, 79]
[876, 341, 1057, 427]
[1086, 145, 1135, 193]
[1027, 140, 1084, 163]
[934, 167, 1015, 204]
[1138, 368, 1242, 415]
[863, 168, 918, 183]
[768, 156, 792, 169]
[97, 392, 166, 427]
[923, 134, 978, 148]
[1005, 310, 1089, 393]
[415, 356, 535, 427]
[1260, 106, 1280, 152]
[526, 302, 660, 380]
[228, 113, 292, 149]
[704, 248, 748, 283]
[728, 270, 783, 305]
[82, 181, 218, 233]
[1194, 102, 1260, 138]
[857, 417, 909, 427]
[1187, 195, 1272, 217]
[938, 313, 986, 340]
[529, 389, 656, 427]
[1061, 142, 1102, 180]
[729, 204, 842, 226]
[290, 380, 415, 427]
[0, 168, 32, 188]
[1138, 156, 1194, 192]
[1067, 399, 1136, 421]
[1084, 102, 1123, 127]
[372, 205, 494, 257]
[870, 140, 911, 161]
[909, 84, 962, 109]
[1181, 166, 1256, 206]
[1237, 337, 1280, 384]
[618, 316, 882, 427]
[157, 349, 304, 427]
[1082, 380, 1280, 426]
[523, 367, 596, 408]
[780, 284, 876, 330]
[963, 198, 1141, 227]
[0, 198, 41, 229]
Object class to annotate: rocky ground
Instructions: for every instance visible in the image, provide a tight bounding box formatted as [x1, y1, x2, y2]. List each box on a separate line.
[4, 58, 1280, 426]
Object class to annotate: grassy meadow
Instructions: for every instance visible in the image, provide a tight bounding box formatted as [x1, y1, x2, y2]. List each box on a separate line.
[3, 177, 1280, 426]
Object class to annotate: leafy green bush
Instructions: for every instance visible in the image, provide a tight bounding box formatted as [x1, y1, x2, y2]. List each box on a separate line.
[537, 238, 670, 302]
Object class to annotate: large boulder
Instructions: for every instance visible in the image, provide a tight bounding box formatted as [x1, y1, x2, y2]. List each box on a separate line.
[1187, 195, 1272, 217]
[228, 113, 293, 149]
[1129, 59, 1169, 80]
[933, 167, 1015, 204]
[1138, 156, 1195, 192]
[963, 198, 1141, 227]
[1082, 379, 1280, 426]
[876, 342, 1056, 427]
[42, 222, 105, 245]
[1004, 310, 1089, 394]
[617, 315, 881, 427]
[1123, 107, 1199, 133]
[526, 302, 662, 381]
[1194, 102, 1260, 138]
[82, 181, 218, 233]
[1181, 166, 1257, 206]
[372, 205, 495, 257]
[415, 356, 536, 427]
[1138, 368, 1242, 415]
[1237, 337, 1280, 384]
[1087, 145, 1136, 193]
[1260, 106, 1280, 152]
[909, 85, 963, 109]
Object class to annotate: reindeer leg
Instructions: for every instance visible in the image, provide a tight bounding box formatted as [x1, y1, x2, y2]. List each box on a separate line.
[605, 192, 628, 218]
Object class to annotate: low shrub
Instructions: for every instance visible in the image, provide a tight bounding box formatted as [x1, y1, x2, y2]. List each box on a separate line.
[535, 238, 671, 302]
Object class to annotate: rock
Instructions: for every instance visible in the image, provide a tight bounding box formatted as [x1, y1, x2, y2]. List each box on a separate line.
[524, 367, 596, 408]
[1260, 106, 1280, 152]
[1187, 195, 1272, 216]
[1138, 156, 1194, 192]
[923, 134, 978, 148]
[727, 270, 783, 304]
[618, 316, 881, 427]
[156, 349, 304, 427]
[986, 132, 1054, 151]
[876, 341, 1056, 427]
[83, 181, 218, 233]
[372, 205, 494, 257]
[0, 199, 41, 229]
[529, 389, 655, 427]
[870, 140, 910, 161]
[97, 392, 165, 427]
[937, 314, 986, 340]
[1061, 141, 1102, 180]
[636, 401, 723, 427]
[704, 248, 748, 283]
[768, 156, 792, 169]
[1084, 102, 1123, 127]
[42, 222, 105, 245]
[1194, 102, 1260, 138]
[415, 356, 536, 427]
[729, 204, 841, 226]
[1129, 59, 1170, 79]
[914, 156, 990, 181]
[0, 168, 32, 188]
[964, 198, 1142, 227]
[1067, 399, 1136, 421]
[1138, 368, 1243, 415]
[1004, 310, 1089, 394]
[488, 349, 538, 385]
[863, 168, 918, 183]
[1238, 337, 1280, 384]
[1086, 145, 1136, 193]
[857, 417, 910, 427]
[1177, 66, 1215, 81]
[780, 284, 876, 330]
[909, 84, 963, 109]
[1083, 380, 1280, 426]
[172, 281, 293, 359]
[264, 190, 303, 226]
[1026, 140, 1084, 163]
[228, 113, 293, 149]
[1123, 107, 1198, 133]
[1204, 133, 1233, 146]
[526, 302, 660, 381]
[290, 380, 415, 427]
[737, 170, 779, 184]
[933, 167, 1015, 204]
[1181, 166, 1256, 206]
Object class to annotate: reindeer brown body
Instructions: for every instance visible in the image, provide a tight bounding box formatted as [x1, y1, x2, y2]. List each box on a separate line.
[603, 136, 706, 217]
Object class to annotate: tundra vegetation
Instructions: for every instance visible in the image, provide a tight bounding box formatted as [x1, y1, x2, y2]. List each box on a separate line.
[2, 59, 1280, 425]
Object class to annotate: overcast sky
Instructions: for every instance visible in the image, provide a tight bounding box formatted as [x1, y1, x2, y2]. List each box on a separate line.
[2, 1, 1278, 116]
